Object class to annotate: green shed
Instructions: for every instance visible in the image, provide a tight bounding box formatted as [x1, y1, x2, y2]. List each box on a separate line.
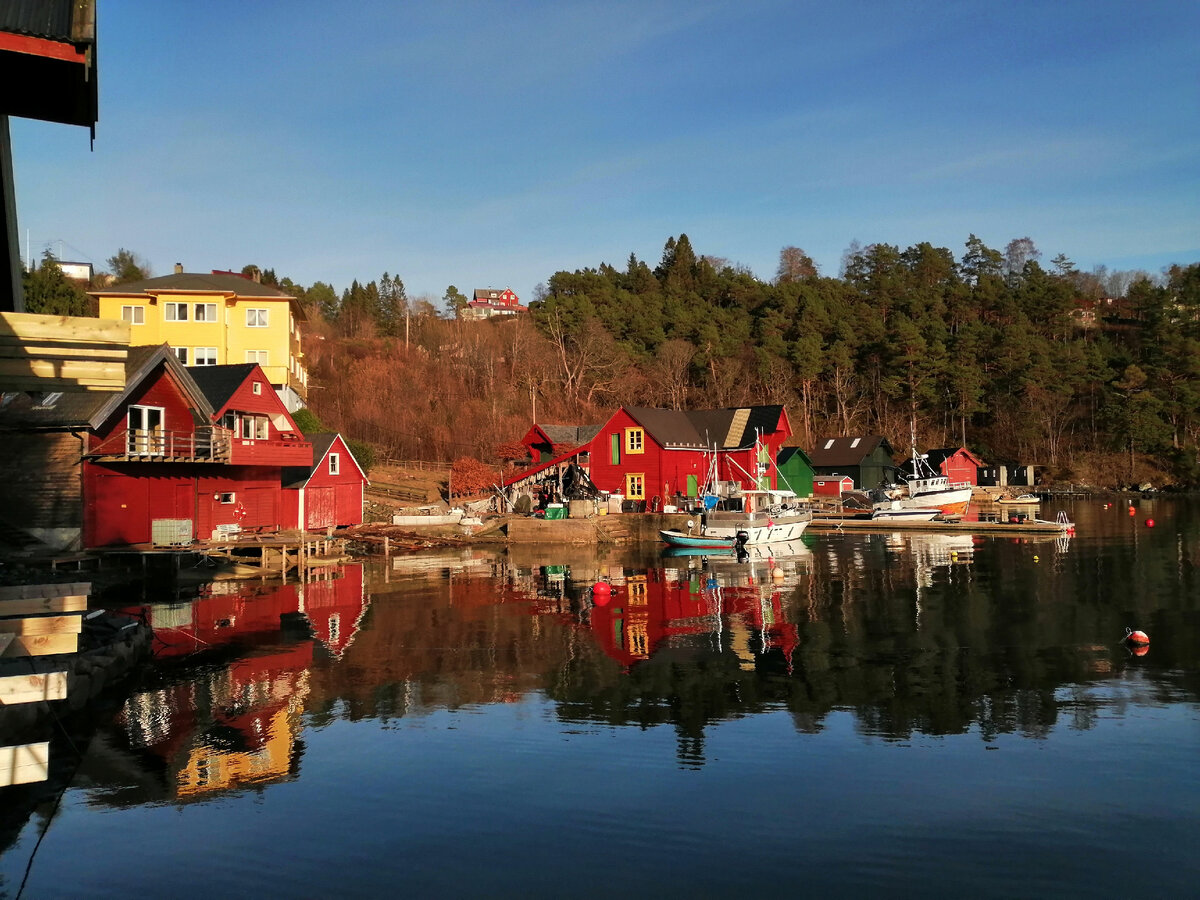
[776, 446, 815, 498]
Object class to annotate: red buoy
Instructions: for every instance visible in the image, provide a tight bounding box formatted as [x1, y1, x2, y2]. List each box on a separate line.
[1128, 506, 1136, 516]
[1146, 518, 1155, 528]
[592, 582, 612, 606]
[1124, 628, 1150, 646]
[1131, 644, 1150, 657]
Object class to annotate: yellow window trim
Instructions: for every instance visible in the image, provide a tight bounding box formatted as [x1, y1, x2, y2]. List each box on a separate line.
[625, 427, 644, 454]
[625, 472, 645, 499]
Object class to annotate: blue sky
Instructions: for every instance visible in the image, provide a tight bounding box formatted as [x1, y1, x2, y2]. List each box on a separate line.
[12, 0, 1199, 304]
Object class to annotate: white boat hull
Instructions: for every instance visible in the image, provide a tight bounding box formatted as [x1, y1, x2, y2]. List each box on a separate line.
[702, 511, 811, 544]
[903, 485, 972, 515]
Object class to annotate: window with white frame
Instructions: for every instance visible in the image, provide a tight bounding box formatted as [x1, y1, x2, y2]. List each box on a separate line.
[246, 308, 269, 327]
[194, 347, 218, 366]
[164, 302, 188, 322]
[194, 303, 217, 322]
[329, 452, 340, 475]
[121, 305, 144, 325]
[240, 414, 269, 440]
[173, 347, 188, 364]
[246, 350, 269, 365]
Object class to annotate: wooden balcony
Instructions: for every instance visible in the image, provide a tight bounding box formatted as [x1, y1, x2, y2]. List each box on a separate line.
[228, 435, 313, 466]
[88, 427, 232, 463]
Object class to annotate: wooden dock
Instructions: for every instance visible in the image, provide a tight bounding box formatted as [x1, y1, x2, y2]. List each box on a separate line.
[807, 515, 1072, 535]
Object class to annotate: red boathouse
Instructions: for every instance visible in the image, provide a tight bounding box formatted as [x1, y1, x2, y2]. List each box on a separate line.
[281, 433, 368, 531]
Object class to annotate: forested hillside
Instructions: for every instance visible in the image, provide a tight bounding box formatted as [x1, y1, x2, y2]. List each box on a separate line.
[300, 235, 1198, 487]
[24, 237, 1200, 487]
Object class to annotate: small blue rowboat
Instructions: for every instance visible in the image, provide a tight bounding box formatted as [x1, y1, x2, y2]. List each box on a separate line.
[659, 529, 737, 550]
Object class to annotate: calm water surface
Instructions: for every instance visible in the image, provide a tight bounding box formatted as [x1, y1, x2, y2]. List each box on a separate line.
[2, 498, 1199, 898]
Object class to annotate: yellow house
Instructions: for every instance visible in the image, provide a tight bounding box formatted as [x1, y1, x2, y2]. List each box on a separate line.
[92, 268, 308, 410]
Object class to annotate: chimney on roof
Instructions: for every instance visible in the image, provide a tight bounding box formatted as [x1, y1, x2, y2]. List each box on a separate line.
[174, 263, 183, 274]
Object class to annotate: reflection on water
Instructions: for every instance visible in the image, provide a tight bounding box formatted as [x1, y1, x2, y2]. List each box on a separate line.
[2, 499, 1199, 896]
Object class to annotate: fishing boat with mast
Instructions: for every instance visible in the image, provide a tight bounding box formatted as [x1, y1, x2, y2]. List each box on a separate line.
[896, 426, 973, 516]
[659, 435, 812, 547]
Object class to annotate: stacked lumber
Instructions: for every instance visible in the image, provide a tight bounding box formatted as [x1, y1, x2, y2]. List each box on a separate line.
[342, 524, 470, 552]
[0, 582, 88, 787]
[0, 312, 129, 392]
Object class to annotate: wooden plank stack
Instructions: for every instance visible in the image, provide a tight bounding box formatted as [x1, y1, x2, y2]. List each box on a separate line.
[0, 582, 89, 787]
[0, 312, 129, 392]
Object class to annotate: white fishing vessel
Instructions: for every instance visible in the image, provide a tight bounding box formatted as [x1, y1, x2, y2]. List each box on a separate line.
[897, 426, 972, 515]
[703, 490, 813, 544]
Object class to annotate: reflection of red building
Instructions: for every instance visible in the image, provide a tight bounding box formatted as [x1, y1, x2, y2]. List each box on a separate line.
[499, 565, 798, 671]
[118, 565, 369, 798]
[302, 564, 367, 658]
[585, 569, 797, 670]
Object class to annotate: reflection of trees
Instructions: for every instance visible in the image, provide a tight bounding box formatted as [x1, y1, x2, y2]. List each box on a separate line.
[306, 521, 1200, 758]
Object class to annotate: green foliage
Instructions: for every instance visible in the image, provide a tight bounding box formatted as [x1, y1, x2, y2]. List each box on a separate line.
[444, 285, 469, 316]
[106, 248, 150, 283]
[291, 407, 326, 433]
[23, 253, 89, 316]
[345, 438, 375, 474]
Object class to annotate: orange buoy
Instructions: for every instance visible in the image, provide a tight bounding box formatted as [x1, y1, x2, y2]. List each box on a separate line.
[592, 582, 612, 606]
[1128, 506, 1136, 516]
[1131, 643, 1150, 657]
[1124, 628, 1150, 646]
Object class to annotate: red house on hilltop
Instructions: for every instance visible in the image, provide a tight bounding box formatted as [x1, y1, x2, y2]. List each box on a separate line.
[505, 405, 792, 507]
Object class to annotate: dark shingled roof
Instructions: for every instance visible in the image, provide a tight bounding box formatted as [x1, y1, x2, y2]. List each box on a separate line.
[92, 272, 295, 299]
[807, 435, 894, 467]
[187, 364, 258, 413]
[538, 423, 602, 447]
[624, 405, 786, 451]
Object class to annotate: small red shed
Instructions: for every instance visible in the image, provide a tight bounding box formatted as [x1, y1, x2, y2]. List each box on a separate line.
[813, 475, 854, 497]
[281, 433, 368, 530]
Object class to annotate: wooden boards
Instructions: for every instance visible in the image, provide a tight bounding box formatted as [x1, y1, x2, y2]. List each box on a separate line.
[0, 311, 129, 392]
[0, 671, 67, 705]
[0, 742, 50, 787]
[0, 582, 88, 657]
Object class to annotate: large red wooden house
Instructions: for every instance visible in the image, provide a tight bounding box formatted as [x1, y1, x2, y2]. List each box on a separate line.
[0, 345, 313, 549]
[281, 433, 368, 531]
[505, 405, 793, 507]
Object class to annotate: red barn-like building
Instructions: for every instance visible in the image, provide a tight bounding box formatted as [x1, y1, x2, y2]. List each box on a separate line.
[505, 405, 792, 507]
[0, 345, 313, 548]
[281, 433, 368, 531]
[900, 447, 986, 487]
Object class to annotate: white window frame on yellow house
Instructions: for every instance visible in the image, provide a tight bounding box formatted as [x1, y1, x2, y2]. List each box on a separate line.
[625, 473, 645, 499]
[625, 427, 644, 454]
[194, 347, 218, 366]
[121, 305, 144, 325]
[194, 302, 218, 322]
[164, 302, 188, 322]
[173, 347, 188, 364]
[246, 308, 269, 327]
[246, 350, 269, 365]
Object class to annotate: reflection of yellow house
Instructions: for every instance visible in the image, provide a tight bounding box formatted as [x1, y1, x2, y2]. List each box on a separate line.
[92, 269, 308, 411]
[176, 672, 309, 798]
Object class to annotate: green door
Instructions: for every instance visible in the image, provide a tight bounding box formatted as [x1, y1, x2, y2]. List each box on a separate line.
[686, 475, 698, 497]
[610, 433, 620, 465]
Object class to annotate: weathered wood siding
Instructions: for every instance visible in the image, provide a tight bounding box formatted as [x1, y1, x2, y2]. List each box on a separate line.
[0, 432, 82, 538]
